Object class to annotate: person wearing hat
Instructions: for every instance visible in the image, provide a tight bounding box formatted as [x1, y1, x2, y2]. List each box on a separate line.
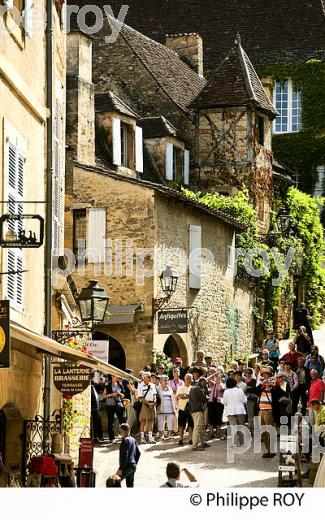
[272, 371, 292, 427]
[189, 377, 209, 450]
[191, 350, 207, 368]
[204, 352, 216, 377]
[171, 357, 188, 380]
[262, 329, 280, 368]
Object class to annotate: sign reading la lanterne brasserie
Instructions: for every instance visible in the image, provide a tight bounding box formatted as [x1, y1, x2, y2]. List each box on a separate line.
[0, 300, 10, 369]
[53, 365, 92, 395]
[158, 309, 188, 334]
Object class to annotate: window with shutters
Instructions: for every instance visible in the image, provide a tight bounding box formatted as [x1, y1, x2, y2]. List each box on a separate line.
[273, 80, 302, 134]
[166, 143, 189, 184]
[188, 225, 202, 290]
[173, 146, 184, 183]
[73, 208, 106, 264]
[53, 98, 64, 255]
[4, 133, 25, 311]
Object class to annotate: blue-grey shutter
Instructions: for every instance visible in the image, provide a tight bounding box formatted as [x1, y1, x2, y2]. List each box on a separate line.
[112, 118, 121, 165]
[165, 143, 174, 180]
[188, 225, 201, 289]
[183, 149, 190, 185]
[135, 126, 143, 173]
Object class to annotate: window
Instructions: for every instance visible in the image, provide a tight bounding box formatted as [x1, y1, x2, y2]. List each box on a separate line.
[273, 80, 301, 134]
[73, 208, 106, 263]
[3, 124, 25, 311]
[258, 116, 265, 146]
[188, 225, 201, 290]
[120, 123, 128, 167]
[112, 118, 140, 171]
[165, 144, 190, 184]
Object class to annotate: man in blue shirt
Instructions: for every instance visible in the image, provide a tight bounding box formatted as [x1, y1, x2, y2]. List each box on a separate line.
[117, 423, 141, 487]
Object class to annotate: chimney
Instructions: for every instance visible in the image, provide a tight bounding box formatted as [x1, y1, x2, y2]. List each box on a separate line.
[66, 32, 95, 166]
[165, 33, 204, 77]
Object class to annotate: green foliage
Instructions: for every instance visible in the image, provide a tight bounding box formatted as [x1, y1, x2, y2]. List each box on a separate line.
[257, 61, 325, 195]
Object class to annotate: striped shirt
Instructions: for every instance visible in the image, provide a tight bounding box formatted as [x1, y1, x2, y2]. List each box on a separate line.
[259, 389, 272, 410]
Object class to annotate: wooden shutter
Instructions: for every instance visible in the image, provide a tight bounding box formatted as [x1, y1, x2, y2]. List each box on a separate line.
[183, 149, 190, 185]
[5, 139, 24, 310]
[188, 225, 201, 289]
[53, 98, 63, 255]
[87, 208, 106, 263]
[112, 118, 121, 165]
[135, 126, 143, 173]
[165, 143, 174, 180]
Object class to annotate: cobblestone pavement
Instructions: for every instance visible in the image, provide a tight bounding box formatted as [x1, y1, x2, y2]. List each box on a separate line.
[93, 324, 325, 488]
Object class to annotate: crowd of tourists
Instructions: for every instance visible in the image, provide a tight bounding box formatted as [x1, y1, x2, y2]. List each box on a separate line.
[91, 306, 325, 487]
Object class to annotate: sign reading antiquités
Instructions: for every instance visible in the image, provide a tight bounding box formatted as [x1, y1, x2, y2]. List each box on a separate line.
[0, 300, 10, 369]
[53, 365, 92, 395]
[158, 309, 188, 334]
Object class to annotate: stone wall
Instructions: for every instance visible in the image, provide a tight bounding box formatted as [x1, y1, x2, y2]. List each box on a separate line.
[165, 33, 204, 76]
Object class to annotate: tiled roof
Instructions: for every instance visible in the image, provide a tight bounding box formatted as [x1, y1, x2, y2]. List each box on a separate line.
[116, 20, 206, 112]
[100, 0, 325, 69]
[191, 36, 278, 115]
[138, 116, 177, 138]
[74, 160, 247, 230]
[95, 91, 139, 118]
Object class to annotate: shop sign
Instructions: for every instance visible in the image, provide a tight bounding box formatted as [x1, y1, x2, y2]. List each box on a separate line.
[0, 214, 44, 248]
[79, 438, 94, 468]
[158, 309, 188, 334]
[85, 340, 109, 363]
[0, 300, 10, 369]
[53, 365, 92, 395]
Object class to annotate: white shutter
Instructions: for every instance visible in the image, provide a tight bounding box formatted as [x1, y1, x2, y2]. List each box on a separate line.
[165, 143, 174, 180]
[23, 0, 33, 38]
[183, 149, 190, 185]
[135, 126, 143, 173]
[112, 118, 121, 165]
[5, 136, 24, 310]
[53, 98, 64, 255]
[87, 208, 106, 263]
[188, 225, 201, 289]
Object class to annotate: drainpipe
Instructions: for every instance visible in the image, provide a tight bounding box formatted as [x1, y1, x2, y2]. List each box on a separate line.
[44, 0, 53, 426]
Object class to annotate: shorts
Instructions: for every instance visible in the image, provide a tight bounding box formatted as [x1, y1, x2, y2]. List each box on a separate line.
[139, 403, 156, 421]
[178, 408, 194, 429]
[157, 413, 175, 431]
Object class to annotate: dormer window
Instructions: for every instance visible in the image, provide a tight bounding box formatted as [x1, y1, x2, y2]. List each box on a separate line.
[273, 80, 302, 134]
[120, 123, 130, 167]
[166, 143, 190, 185]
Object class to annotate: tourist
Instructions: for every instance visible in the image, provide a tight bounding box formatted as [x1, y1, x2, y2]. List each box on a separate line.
[208, 371, 225, 439]
[177, 373, 194, 446]
[106, 475, 122, 487]
[229, 360, 239, 372]
[156, 364, 166, 377]
[168, 368, 183, 393]
[122, 373, 138, 433]
[262, 329, 280, 368]
[189, 376, 209, 451]
[294, 326, 312, 357]
[260, 349, 275, 372]
[91, 380, 104, 442]
[116, 423, 141, 488]
[305, 349, 324, 378]
[156, 375, 176, 440]
[294, 302, 314, 344]
[281, 341, 302, 371]
[236, 359, 245, 374]
[191, 366, 201, 385]
[137, 371, 157, 444]
[310, 399, 325, 444]
[204, 352, 216, 376]
[276, 359, 285, 375]
[283, 361, 298, 393]
[293, 356, 311, 416]
[244, 368, 259, 434]
[235, 370, 247, 391]
[227, 369, 236, 382]
[272, 372, 292, 427]
[160, 462, 198, 487]
[102, 376, 126, 442]
[256, 374, 276, 458]
[191, 350, 207, 368]
[169, 357, 188, 380]
[253, 363, 262, 385]
[308, 369, 325, 426]
[222, 378, 247, 446]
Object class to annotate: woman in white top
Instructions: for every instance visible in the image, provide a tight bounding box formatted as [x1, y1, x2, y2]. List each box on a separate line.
[222, 378, 247, 446]
[156, 375, 176, 439]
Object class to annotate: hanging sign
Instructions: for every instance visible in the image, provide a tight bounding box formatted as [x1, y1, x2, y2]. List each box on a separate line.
[279, 435, 298, 471]
[85, 340, 109, 363]
[0, 214, 44, 248]
[53, 365, 92, 395]
[158, 309, 188, 334]
[0, 300, 10, 368]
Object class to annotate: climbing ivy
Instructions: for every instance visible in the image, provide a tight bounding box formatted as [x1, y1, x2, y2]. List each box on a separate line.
[182, 187, 325, 328]
[257, 61, 325, 196]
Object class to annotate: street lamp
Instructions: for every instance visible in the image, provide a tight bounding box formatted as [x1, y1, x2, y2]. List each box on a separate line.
[77, 280, 110, 328]
[277, 207, 291, 234]
[153, 266, 179, 313]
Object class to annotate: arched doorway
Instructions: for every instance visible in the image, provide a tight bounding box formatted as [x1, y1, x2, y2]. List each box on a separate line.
[163, 334, 188, 366]
[93, 331, 126, 370]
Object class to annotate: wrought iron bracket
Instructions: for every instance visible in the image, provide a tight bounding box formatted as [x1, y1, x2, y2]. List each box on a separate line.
[152, 295, 171, 314]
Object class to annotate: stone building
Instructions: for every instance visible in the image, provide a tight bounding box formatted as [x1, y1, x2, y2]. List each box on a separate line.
[64, 27, 258, 374]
